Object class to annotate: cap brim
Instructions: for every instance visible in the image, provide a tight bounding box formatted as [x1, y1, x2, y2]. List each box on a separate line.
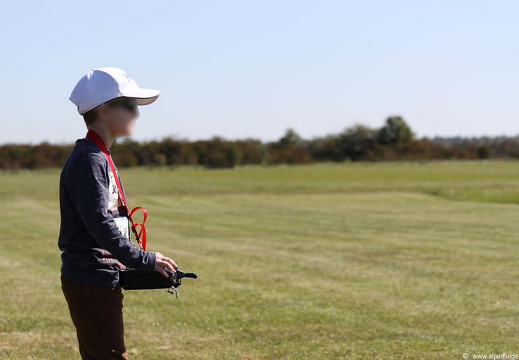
[121, 88, 162, 105]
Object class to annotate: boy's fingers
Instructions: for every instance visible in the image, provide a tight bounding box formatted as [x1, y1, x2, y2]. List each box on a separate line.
[164, 262, 175, 272]
[159, 268, 169, 278]
[154, 253, 177, 276]
[160, 261, 175, 273]
[162, 257, 177, 269]
[156, 263, 172, 277]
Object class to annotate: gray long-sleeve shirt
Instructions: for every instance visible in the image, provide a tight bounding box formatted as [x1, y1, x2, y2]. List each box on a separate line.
[58, 137, 156, 287]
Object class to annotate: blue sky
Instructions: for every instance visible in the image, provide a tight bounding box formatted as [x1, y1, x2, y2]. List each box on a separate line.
[0, 0, 517, 144]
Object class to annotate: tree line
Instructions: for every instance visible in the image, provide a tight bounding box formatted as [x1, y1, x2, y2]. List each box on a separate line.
[1, 116, 518, 170]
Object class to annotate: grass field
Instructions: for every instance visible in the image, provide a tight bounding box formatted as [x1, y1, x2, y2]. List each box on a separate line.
[2, 160, 519, 359]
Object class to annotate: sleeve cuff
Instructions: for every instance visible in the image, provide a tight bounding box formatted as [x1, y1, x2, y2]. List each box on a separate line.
[145, 251, 156, 272]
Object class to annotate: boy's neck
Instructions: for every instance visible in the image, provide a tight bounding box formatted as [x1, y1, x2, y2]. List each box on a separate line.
[87, 124, 115, 149]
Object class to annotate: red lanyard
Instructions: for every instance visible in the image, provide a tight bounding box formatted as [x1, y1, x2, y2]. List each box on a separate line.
[85, 129, 147, 251]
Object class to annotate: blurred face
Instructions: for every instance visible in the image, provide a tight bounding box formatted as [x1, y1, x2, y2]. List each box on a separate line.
[96, 97, 140, 137]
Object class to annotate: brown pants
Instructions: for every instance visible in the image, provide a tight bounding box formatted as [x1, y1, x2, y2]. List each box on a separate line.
[61, 274, 128, 359]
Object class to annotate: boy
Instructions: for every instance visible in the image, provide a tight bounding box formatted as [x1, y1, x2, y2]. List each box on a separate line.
[59, 67, 177, 359]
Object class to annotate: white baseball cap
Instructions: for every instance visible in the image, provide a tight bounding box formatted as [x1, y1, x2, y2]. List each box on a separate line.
[69, 67, 162, 115]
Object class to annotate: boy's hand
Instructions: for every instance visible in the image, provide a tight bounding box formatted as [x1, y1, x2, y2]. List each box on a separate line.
[154, 252, 178, 278]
